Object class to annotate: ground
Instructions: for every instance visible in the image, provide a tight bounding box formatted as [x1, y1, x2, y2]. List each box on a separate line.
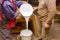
[11, 19, 60, 40]
[48, 22, 60, 40]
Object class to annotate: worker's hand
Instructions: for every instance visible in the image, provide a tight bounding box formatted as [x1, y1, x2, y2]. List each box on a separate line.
[43, 23, 49, 29]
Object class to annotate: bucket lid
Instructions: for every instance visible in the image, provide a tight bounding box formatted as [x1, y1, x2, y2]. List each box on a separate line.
[19, 3, 33, 17]
[20, 30, 32, 36]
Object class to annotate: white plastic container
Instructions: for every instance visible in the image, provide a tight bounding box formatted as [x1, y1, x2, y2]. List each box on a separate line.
[20, 30, 33, 40]
[19, 3, 33, 17]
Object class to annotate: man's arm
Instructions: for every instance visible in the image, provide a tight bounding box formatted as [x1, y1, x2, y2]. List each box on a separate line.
[44, 0, 56, 28]
[46, 0, 56, 24]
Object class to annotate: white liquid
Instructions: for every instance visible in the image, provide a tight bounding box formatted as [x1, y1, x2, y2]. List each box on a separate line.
[19, 3, 33, 30]
[24, 16, 30, 30]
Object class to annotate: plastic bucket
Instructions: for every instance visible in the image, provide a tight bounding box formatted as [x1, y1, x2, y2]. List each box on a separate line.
[20, 30, 32, 40]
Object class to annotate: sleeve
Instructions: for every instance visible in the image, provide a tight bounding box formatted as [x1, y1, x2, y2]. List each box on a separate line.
[16, 1, 23, 8]
[2, 1, 10, 13]
[38, 0, 45, 9]
[7, 5, 18, 18]
[2, 1, 17, 18]
[46, 0, 56, 24]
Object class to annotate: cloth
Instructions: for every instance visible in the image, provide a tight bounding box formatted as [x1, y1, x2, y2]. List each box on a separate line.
[6, 19, 16, 29]
[38, 0, 56, 24]
[2, 0, 17, 19]
[0, 0, 23, 40]
[37, 0, 56, 40]
[1, 0, 23, 29]
[0, 27, 11, 40]
[0, 1, 7, 28]
[0, 1, 2, 26]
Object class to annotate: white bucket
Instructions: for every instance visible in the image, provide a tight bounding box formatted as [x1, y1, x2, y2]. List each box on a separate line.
[20, 30, 33, 40]
[19, 3, 33, 17]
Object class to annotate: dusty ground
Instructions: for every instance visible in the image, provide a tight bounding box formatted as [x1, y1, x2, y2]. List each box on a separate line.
[48, 22, 60, 40]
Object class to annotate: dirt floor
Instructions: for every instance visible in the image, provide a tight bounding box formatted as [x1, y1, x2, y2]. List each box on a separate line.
[48, 22, 60, 40]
